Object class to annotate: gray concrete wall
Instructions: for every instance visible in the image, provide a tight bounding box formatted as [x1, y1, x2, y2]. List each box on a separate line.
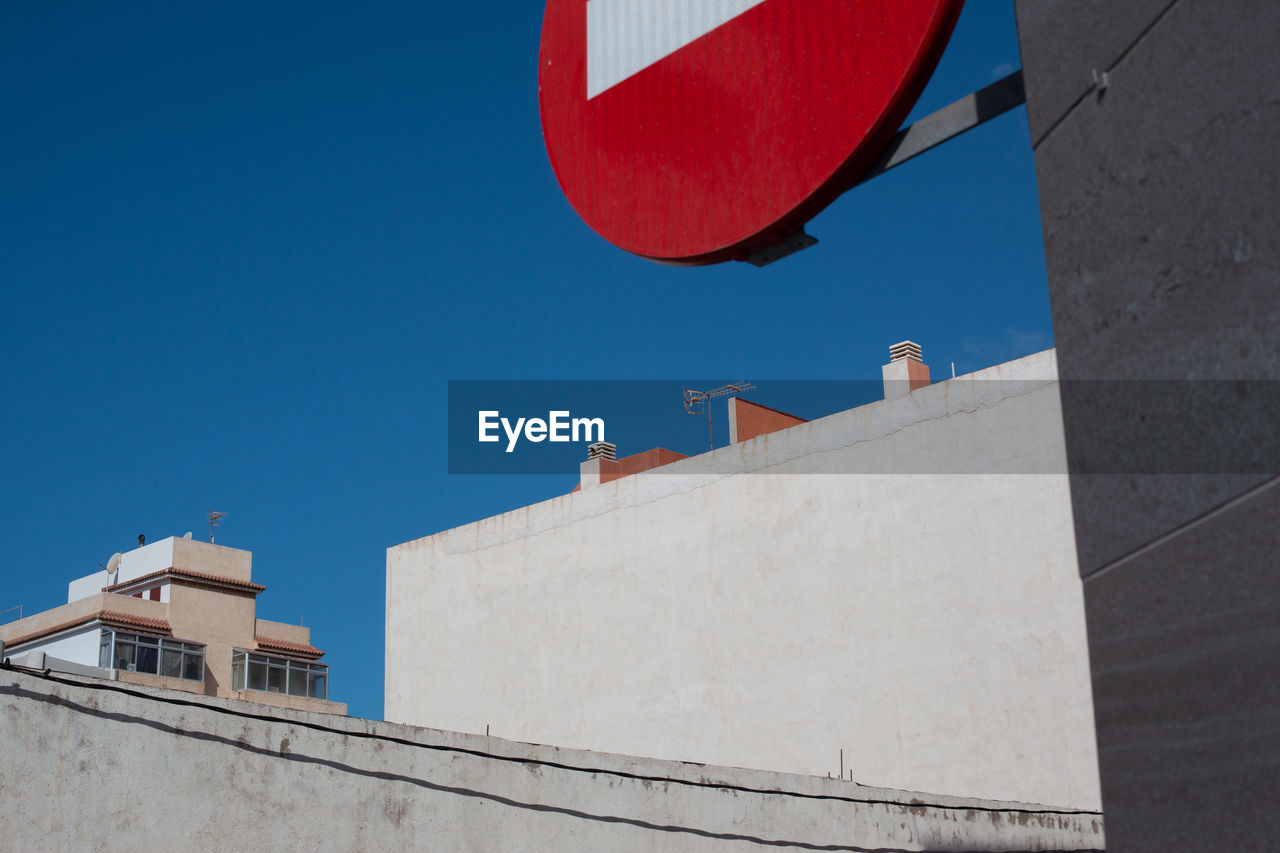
[0, 667, 1102, 852]
[1015, 0, 1280, 849]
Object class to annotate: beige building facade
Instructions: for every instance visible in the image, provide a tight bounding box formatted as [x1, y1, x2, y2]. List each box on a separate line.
[1, 536, 345, 715]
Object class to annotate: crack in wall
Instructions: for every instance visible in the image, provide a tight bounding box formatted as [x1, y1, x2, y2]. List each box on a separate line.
[1029, 0, 1184, 151]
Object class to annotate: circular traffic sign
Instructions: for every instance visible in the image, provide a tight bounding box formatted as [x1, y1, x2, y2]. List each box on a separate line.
[539, 0, 964, 265]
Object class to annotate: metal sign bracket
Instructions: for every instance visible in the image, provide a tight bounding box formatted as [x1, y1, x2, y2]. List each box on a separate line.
[742, 70, 1027, 267]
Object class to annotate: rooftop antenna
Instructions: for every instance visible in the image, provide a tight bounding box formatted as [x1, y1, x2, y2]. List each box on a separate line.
[683, 382, 755, 452]
[208, 511, 226, 543]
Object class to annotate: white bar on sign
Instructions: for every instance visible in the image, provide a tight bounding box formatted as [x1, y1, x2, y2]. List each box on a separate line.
[586, 0, 769, 99]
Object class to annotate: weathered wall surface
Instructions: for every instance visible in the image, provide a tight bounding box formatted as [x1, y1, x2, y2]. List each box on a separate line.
[388, 351, 1102, 810]
[1016, 0, 1280, 849]
[0, 668, 1102, 852]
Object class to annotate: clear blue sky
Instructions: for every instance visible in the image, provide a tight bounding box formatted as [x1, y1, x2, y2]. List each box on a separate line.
[1, 2, 1049, 720]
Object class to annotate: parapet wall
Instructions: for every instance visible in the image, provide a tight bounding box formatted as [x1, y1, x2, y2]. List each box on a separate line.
[388, 351, 1102, 810]
[0, 667, 1102, 852]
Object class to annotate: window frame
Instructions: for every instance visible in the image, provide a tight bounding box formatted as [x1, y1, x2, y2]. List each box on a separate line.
[100, 628, 205, 683]
[231, 648, 328, 700]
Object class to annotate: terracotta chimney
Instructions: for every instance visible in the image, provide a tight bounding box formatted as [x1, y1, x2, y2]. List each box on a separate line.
[576, 443, 690, 492]
[882, 340, 930, 399]
[728, 398, 808, 444]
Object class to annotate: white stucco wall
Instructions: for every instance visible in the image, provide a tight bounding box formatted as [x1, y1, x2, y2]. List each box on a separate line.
[11, 623, 101, 666]
[67, 536, 243, 602]
[68, 570, 111, 603]
[387, 350, 1102, 810]
[119, 538, 178, 582]
[68, 538, 178, 602]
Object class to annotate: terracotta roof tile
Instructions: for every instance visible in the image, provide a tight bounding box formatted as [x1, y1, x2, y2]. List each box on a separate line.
[255, 636, 324, 658]
[100, 611, 172, 633]
[6, 610, 171, 648]
[104, 567, 265, 594]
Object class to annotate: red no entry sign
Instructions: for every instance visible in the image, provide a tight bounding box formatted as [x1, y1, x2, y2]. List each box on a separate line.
[539, 0, 964, 265]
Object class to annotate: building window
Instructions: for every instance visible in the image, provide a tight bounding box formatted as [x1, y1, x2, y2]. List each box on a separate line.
[100, 629, 205, 682]
[231, 649, 328, 700]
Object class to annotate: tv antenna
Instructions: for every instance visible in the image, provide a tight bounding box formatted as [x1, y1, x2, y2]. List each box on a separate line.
[208, 511, 226, 543]
[683, 382, 755, 451]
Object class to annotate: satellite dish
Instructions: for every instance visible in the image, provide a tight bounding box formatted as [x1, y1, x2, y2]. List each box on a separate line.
[105, 552, 122, 578]
[183, 531, 192, 539]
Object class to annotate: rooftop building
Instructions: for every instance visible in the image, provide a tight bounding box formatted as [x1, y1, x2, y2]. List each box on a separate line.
[0, 536, 346, 715]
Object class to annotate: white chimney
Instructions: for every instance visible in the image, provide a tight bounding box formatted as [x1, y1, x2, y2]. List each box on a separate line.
[587, 441, 617, 462]
[579, 442, 619, 489]
[882, 340, 931, 399]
